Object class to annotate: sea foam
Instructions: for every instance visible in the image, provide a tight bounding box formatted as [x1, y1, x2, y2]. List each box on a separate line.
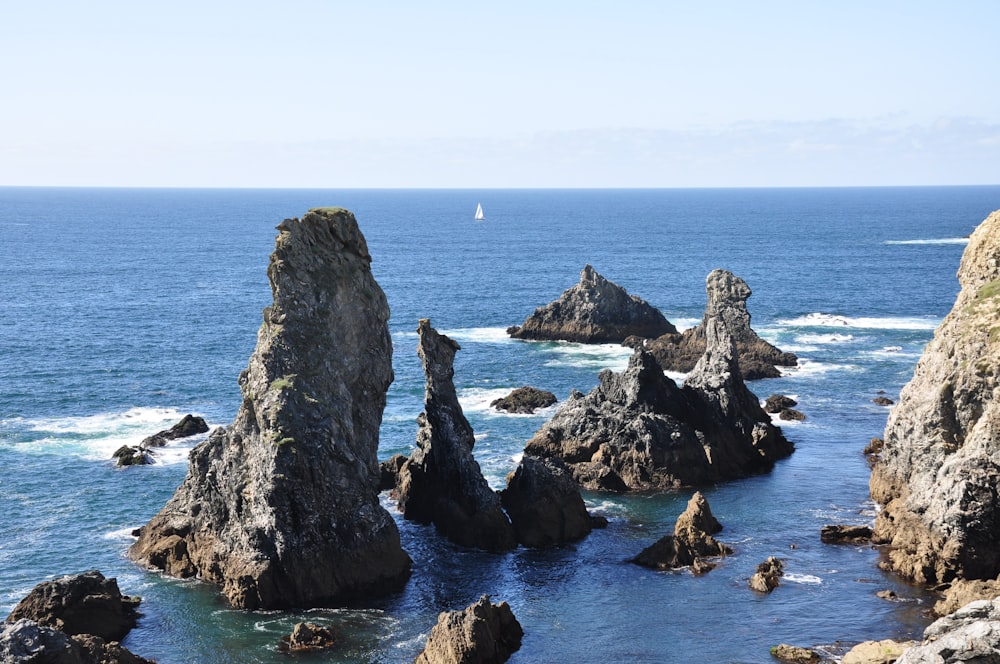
[779, 312, 939, 330]
[884, 237, 969, 245]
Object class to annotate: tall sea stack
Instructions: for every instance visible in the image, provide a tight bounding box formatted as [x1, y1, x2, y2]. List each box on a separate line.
[871, 210, 1000, 585]
[129, 208, 411, 609]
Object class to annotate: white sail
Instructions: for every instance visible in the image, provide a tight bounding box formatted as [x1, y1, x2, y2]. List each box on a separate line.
[475, 203, 484, 220]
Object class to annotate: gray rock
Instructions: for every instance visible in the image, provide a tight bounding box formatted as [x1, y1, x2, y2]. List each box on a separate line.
[500, 455, 593, 548]
[128, 208, 411, 609]
[140, 414, 208, 448]
[0, 619, 154, 664]
[625, 269, 797, 379]
[396, 320, 516, 552]
[526, 317, 793, 491]
[414, 595, 523, 664]
[871, 209, 1000, 585]
[508, 264, 676, 343]
[896, 597, 1000, 663]
[112, 445, 152, 467]
[490, 386, 557, 414]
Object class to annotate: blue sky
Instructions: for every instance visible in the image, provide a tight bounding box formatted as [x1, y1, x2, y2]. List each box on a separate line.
[2, 1, 997, 187]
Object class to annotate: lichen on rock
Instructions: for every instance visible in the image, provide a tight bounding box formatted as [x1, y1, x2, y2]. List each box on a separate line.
[128, 208, 411, 609]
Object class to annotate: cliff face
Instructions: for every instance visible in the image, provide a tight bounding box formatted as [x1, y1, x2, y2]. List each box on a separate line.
[871, 210, 1000, 584]
[129, 208, 411, 609]
[508, 264, 676, 343]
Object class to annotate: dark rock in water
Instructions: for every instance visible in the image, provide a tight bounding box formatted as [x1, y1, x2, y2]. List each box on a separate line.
[764, 394, 798, 413]
[508, 264, 676, 343]
[112, 445, 153, 467]
[779, 409, 806, 421]
[128, 208, 411, 610]
[872, 396, 895, 406]
[277, 622, 337, 653]
[770, 644, 821, 663]
[5, 570, 141, 643]
[632, 492, 732, 573]
[414, 595, 523, 664]
[501, 455, 593, 547]
[749, 557, 784, 593]
[871, 209, 1000, 587]
[490, 386, 557, 414]
[379, 453, 407, 492]
[396, 320, 516, 552]
[525, 317, 793, 491]
[0, 619, 154, 664]
[821, 524, 873, 544]
[140, 414, 208, 448]
[624, 270, 797, 380]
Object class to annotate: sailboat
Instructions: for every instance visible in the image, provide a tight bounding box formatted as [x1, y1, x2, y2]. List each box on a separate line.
[474, 203, 484, 221]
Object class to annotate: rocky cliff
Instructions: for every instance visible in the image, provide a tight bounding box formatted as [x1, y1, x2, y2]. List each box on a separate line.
[524, 316, 792, 491]
[414, 595, 523, 664]
[625, 269, 796, 379]
[508, 265, 676, 343]
[129, 208, 411, 609]
[396, 319, 517, 552]
[870, 210, 1000, 585]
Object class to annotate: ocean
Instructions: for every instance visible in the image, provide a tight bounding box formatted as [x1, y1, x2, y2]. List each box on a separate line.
[1, 186, 998, 663]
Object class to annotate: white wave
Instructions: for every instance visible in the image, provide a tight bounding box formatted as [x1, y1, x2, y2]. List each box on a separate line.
[103, 527, 139, 541]
[541, 342, 633, 371]
[794, 333, 855, 344]
[511, 452, 524, 465]
[779, 359, 860, 378]
[884, 238, 969, 245]
[779, 312, 939, 331]
[669, 317, 702, 333]
[439, 327, 512, 344]
[784, 573, 823, 585]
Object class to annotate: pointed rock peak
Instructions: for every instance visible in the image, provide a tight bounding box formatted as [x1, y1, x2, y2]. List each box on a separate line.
[581, 263, 604, 285]
[705, 269, 752, 320]
[686, 317, 739, 390]
[417, 318, 462, 396]
[600, 349, 682, 410]
[675, 491, 723, 539]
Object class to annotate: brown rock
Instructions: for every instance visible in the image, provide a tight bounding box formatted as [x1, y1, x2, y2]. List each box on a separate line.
[500, 455, 592, 548]
[750, 557, 784, 593]
[842, 639, 913, 664]
[414, 595, 523, 664]
[821, 524, 873, 544]
[771, 644, 821, 663]
[934, 577, 1000, 616]
[632, 492, 732, 572]
[277, 622, 337, 652]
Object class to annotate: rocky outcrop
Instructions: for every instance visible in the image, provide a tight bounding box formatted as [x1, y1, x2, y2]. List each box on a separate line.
[140, 414, 208, 448]
[128, 208, 411, 609]
[414, 596, 523, 664]
[625, 270, 797, 379]
[395, 320, 516, 552]
[112, 445, 153, 467]
[507, 265, 676, 343]
[0, 620, 154, 664]
[870, 210, 1000, 586]
[821, 524, 873, 545]
[632, 492, 732, 573]
[277, 622, 337, 652]
[490, 386, 557, 414]
[500, 455, 593, 547]
[524, 317, 793, 491]
[842, 639, 914, 664]
[896, 597, 1000, 663]
[5, 571, 140, 643]
[770, 644, 821, 663]
[749, 557, 784, 593]
[934, 577, 1000, 616]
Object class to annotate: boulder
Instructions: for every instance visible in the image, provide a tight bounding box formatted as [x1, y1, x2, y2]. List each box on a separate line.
[140, 414, 208, 448]
[0, 619, 154, 664]
[490, 386, 557, 414]
[379, 453, 408, 492]
[414, 595, 523, 664]
[624, 270, 797, 379]
[870, 209, 1000, 586]
[277, 622, 337, 652]
[897, 598, 1000, 663]
[112, 445, 153, 467]
[396, 320, 516, 552]
[779, 409, 806, 421]
[872, 397, 895, 407]
[750, 557, 784, 593]
[770, 644, 821, 663]
[632, 492, 732, 573]
[525, 317, 793, 491]
[764, 395, 798, 413]
[5, 571, 140, 643]
[500, 455, 592, 548]
[507, 265, 676, 343]
[842, 639, 914, 664]
[128, 208, 411, 609]
[821, 524, 874, 544]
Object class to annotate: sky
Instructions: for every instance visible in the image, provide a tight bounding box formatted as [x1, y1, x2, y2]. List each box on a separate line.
[1, 1, 998, 188]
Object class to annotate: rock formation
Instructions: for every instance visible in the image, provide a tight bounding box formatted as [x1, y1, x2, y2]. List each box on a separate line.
[277, 622, 337, 653]
[632, 492, 732, 573]
[395, 320, 517, 552]
[0, 619, 154, 664]
[507, 265, 676, 343]
[500, 455, 593, 547]
[770, 644, 821, 663]
[140, 414, 208, 448]
[414, 595, 523, 664]
[934, 577, 1000, 616]
[624, 269, 797, 379]
[870, 210, 1000, 586]
[896, 597, 1000, 663]
[820, 524, 873, 545]
[5, 571, 141, 643]
[524, 317, 793, 491]
[842, 639, 915, 664]
[128, 208, 411, 609]
[749, 557, 784, 593]
[490, 386, 557, 414]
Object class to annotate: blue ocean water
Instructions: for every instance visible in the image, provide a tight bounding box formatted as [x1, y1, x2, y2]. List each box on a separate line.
[1, 186, 998, 663]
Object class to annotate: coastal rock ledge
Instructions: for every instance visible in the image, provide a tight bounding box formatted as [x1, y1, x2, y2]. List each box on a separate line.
[870, 209, 1000, 586]
[129, 208, 411, 609]
[507, 265, 676, 343]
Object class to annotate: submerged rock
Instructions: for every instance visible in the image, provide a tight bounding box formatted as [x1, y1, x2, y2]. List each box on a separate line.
[871, 209, 1000, 586]
[508, 265, 676, 343]
[140, 414, 208, 448]
[396, 320, 516, 552]
[500, 455, 593, 548]
[632, 492, 732, 573]
[490, 386, 557, 414]
[525, 317, 793, 491]
[128, 208, 411, 609]
[625, 269, 797, 379]
[414, 595, 523, 664]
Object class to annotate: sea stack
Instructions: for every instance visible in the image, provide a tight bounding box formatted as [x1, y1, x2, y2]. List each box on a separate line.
[870, 209, 1000, 586]
[129, 208, 411, 609]
[625, 269, 796, 379]
[525, 315, 791, 491]
[395, 320, 517, 552]
[507, 264, 676, 343]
